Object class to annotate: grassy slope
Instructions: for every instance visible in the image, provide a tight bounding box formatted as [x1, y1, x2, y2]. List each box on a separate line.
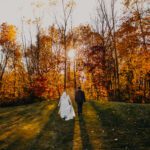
[0, 101, 74, 150]
[0, 100, 150, 150]
[88, 101, 150, 150]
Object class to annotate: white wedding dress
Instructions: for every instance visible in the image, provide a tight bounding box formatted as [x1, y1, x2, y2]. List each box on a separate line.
[58, 92, 75, 121]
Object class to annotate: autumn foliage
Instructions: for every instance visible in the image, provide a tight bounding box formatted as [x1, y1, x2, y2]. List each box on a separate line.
[0, 0, 149, 106]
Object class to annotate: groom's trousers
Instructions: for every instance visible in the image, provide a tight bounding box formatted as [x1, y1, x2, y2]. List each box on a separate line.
[77, 102, 83, 115]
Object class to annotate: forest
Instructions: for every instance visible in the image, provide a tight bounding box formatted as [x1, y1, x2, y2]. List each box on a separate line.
[0, 0, 149, 106]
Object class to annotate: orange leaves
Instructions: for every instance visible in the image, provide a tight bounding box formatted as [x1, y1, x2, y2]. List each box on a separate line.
[40, 35, 51, 44]
[40, 35, 52, 49]
[30, 76, 48, 97]
[0, 23, 17, 45]
[13, 44, 22, 59]
[65, 0, 76, 9]
[48, 25, 59, 43]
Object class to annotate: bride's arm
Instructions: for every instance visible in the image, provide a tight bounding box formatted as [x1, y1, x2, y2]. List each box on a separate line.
[58, 99, 61, 106]
[68, 96, 72, 105]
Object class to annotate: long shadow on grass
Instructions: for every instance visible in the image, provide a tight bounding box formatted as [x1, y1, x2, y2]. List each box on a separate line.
[0, 102, 75, 150]
[79, 115, 93, 150]
[90, 101, 150, 150]
[3, 102, 54, 150]
[29, 107, 75, 150]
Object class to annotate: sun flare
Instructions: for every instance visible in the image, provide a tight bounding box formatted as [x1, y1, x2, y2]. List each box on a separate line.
[68, 49, 76, 60]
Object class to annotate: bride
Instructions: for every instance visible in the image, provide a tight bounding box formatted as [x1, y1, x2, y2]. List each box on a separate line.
[58, 91, 75, 121]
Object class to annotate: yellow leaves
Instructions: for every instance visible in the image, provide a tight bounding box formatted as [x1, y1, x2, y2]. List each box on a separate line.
[123, 0, 145, 8]
[48, 0, 58, 5]
[31, 1, 45, 8]
[32, 0, 58, 8]
[40, 35, 51, 46]
[48, 25, 59, 43]
[119, 50, 150, 91]
[65, 0, 76, 9]
[14, 49, 22, 59]
[0, 23, 17, 45]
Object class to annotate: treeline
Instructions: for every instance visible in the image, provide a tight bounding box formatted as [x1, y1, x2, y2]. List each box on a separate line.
[0, 0, 149, 106]
[82, 0, 150, 103]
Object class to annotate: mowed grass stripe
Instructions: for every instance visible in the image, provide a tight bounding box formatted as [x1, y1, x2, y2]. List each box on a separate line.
[0, 101, 57, 150]
[29, 105, 75, 150]
[0, 100, 150, 150]
[81, 102, 103, 150]
[72, 117, 83, 150]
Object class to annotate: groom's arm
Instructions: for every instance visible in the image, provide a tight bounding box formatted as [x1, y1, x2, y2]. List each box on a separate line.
[83, 91, 86, 102]
[68, 96, 72, 105]
[75, 91, 77, 102]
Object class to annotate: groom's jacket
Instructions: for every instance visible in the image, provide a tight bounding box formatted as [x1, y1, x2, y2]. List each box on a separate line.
[75, 89, 86, 103]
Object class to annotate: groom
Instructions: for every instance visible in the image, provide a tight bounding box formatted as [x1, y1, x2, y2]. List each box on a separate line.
[75, 86, 86, 116]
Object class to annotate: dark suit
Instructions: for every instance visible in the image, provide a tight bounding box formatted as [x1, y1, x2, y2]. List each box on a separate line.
[75, 89, 86, 115]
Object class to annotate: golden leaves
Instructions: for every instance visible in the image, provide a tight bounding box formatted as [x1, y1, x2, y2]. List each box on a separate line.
[65, 0, 76, 9]
[0, 23, 17, 45]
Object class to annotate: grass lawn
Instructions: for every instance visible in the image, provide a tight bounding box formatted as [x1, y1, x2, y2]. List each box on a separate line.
[89, 101, 150, 150]
[0, 100, 150, 150]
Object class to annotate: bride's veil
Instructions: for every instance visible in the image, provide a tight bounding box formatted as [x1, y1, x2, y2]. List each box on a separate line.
[58, 91, 75, 120]
[58, 91, 67, 106]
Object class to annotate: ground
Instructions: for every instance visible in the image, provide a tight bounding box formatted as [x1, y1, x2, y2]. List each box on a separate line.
[0, 100, 150, 150]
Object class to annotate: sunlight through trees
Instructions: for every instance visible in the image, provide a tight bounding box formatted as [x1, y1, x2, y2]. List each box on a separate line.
[0, 0, 149, 106]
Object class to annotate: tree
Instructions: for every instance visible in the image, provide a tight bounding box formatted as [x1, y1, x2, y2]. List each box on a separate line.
[55, 0, 75, 90]
[0, 23, 17, 89]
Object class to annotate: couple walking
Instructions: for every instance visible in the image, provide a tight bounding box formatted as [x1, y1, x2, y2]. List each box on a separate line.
[58, 87, 86, 121]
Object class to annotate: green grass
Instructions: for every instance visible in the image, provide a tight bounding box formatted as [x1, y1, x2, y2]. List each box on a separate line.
[0, 100, 150, 150]
[89, 101, 150, 150]
[0, 101, 75, 150]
